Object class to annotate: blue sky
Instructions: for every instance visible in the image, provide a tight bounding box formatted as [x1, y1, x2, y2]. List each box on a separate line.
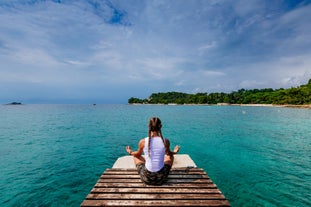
[1, 0, 311, 103]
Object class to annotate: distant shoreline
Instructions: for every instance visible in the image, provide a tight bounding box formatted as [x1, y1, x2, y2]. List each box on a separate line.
[5, 102, 22, 105]
[129, 103, 311, 109]
[231, 104, 311, 109]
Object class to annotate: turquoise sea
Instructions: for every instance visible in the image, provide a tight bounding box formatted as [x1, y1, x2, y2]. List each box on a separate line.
[0, 104, 310, 207]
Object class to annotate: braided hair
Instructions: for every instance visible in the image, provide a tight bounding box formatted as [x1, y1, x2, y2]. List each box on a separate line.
[148, 117, 167, 157]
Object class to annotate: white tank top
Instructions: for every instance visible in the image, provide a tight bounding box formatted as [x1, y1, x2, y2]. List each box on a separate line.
[144, 137, 165, 172]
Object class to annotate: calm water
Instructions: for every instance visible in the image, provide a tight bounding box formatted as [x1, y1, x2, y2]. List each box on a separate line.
[0, 104, 310, 207]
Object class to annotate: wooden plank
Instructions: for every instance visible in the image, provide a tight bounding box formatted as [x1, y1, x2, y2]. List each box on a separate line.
[94, 182, 217, 188]
[106, 167, 204, 172]
[90, 187, 222, 194]
[100, 174, 209, 179]
[97, 178, 213, 183]
[103, 170, 208, 176]
[86, 193, 225, 200]
[81, 199, 230, 207]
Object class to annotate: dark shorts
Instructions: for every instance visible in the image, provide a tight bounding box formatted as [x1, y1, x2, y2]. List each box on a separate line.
[136, 163, 171, 185]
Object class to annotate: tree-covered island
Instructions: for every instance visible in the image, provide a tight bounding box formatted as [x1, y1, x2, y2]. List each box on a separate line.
[128, 79, 311, 105]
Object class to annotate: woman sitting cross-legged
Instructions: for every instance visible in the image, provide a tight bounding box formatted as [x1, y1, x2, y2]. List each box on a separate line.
[126, 117, 180, 185]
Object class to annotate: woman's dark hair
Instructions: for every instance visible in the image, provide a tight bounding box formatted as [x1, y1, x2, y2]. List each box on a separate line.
[148, 117, 167, 157]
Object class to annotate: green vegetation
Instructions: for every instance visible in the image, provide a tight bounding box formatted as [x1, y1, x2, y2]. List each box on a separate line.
[128, 79, 311, 105]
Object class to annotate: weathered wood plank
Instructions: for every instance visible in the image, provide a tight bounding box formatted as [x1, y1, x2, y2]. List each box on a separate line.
[97, 178, 213, 183]
[81, 199, 230, 207]
[106, 167, 204, 172]
[100, 174, 209, 179]
[86, 193, 225, 200]
[94, 182, 217, 188]
[91, 187, 222, 194]
[103, 170, 208, 176]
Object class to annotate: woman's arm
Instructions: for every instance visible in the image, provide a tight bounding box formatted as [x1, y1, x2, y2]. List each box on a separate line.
[126, 139, 144, 156]
[165, 139, 180, 156]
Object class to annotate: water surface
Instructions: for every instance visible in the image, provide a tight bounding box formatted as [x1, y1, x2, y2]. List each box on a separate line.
[0, 104, 310, 206]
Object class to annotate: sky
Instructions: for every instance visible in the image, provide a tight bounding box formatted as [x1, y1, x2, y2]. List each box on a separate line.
[1, 0, 311, 104]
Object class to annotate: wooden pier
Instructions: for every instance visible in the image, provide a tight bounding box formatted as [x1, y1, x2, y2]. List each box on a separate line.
[81, 155, 230, 207]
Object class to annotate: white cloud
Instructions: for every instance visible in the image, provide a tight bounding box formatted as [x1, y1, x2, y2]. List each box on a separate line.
[64, 60, 90, 67]
[203, 70, 226, 77]
[198, 42, 217, 51]
[11, 48, 60, 68]
[232, 54, 311, 90]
